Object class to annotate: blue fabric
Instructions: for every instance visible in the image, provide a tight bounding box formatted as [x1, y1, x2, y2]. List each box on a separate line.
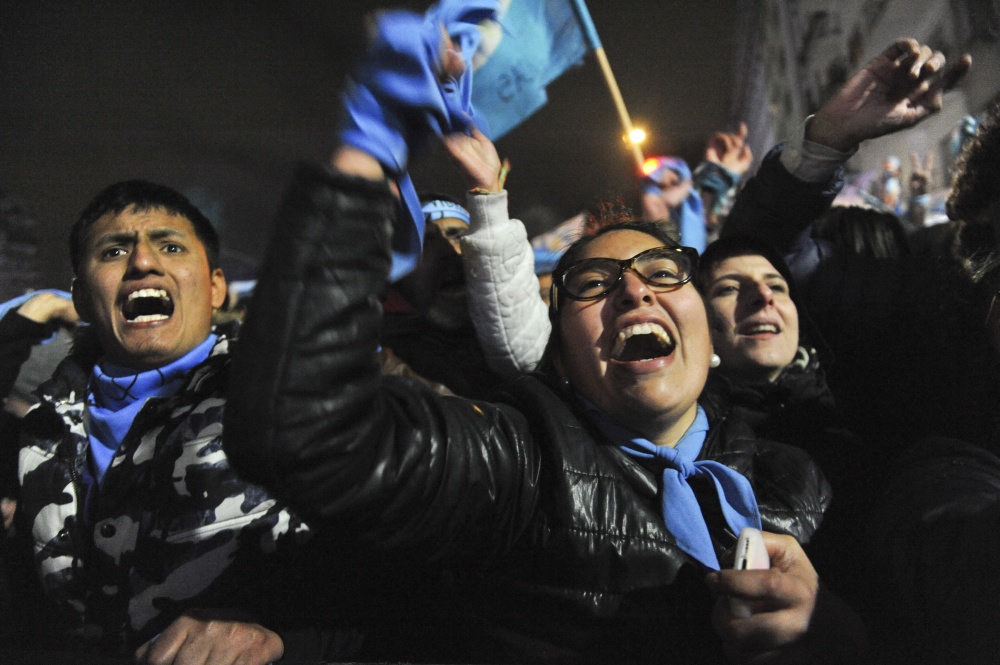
[85, 334, 218, 484]
[339, 0, 496, 281]
[422, 198, 471, 225]
[0, 289, 74, 344]
[533, 247, 564, 275]
[584, 403, 761, 570]
[471, 0, 592, 139]
[643, 157, 707, 253]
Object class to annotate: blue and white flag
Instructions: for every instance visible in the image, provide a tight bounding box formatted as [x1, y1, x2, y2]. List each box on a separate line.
[472, 0, 600, 139]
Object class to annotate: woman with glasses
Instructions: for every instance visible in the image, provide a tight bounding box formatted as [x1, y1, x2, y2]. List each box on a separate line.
[227, 177, 861, 661]
[221, 7, 865, 662]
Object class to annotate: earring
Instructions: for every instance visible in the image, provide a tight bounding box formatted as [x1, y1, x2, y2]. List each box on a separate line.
[560, 376, 572, 390]
[709, 353, 721, 368]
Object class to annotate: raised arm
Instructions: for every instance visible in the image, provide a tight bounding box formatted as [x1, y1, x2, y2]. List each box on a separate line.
[224, 3, 539, 562]
[443, 128, 551, 376]
[724, 39, 970, 254]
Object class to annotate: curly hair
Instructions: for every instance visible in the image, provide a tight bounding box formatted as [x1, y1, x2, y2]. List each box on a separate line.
[948, 101, 1000, 225]
[948, 102, 1000, 285]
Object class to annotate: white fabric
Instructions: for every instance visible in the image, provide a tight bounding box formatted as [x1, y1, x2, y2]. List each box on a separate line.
[780, 116, 857, 183]
[461, 190, 551, 376]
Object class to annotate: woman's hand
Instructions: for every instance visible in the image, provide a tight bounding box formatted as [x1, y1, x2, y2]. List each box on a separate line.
[706, 531, 867, 664]
[134, 613, 283, 665]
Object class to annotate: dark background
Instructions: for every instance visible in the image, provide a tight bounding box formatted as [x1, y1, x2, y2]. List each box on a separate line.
[0, 1, 736, 287]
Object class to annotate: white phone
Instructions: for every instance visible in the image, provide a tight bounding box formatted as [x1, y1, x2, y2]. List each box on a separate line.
[730, 527, 770, 619]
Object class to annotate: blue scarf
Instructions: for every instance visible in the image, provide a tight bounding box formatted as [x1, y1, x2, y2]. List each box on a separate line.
[583, 403, 761, 569]
[85, 334, 218, 484]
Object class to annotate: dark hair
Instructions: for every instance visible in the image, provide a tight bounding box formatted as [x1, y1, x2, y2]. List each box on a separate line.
[69, 180, 220, 275]
[948, 101, 1000, 226]
[418, 191, 461, 206]
[696, 236, 795, 297]
[948, 102, 1000, 286]
[539, 220, 683, 374]
[811, 205, 911, 259]
[696, 236, 831, 364]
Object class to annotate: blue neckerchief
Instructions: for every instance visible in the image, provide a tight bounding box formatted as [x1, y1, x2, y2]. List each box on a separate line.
[85, 334, 218, 485]
[580, 401, 761, 570]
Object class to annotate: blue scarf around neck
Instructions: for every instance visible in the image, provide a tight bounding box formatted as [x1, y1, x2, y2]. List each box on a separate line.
[581, 401, 761, 569]
[85, 334, 218, 484]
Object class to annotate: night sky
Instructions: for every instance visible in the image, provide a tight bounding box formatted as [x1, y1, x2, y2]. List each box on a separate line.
[1, 1, 736, 287]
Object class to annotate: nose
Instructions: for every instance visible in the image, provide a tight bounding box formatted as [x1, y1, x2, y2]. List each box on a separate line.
[611, 269, 655, 309]
[126, 240, 163, 276]
[749, 281, 774, 306]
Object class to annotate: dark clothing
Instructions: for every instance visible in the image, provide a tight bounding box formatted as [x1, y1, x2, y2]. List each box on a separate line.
[0, 310, 51, 400]
[225, 163, 832, 664]
[703, 348, 839, 446]
[11, 336, 350, 659]
[724, 148, 1000, 450]
[380, 305, 505, 400]
[703, 351, 872, 613]
[864, 438, 1000, 665]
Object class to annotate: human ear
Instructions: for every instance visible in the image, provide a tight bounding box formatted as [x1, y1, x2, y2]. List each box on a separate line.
[210, 268, 227, 309]
[70, 278, 93, 323]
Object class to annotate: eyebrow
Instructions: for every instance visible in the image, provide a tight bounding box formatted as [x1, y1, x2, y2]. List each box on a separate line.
[90, 227, 189, 248]
[710, 271, 788, 284]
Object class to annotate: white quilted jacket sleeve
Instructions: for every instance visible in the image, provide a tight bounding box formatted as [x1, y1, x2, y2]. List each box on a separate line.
[461, 191, 551, 376]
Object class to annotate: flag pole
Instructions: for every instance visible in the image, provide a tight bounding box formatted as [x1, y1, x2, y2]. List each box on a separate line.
[568, 0, 645, 171]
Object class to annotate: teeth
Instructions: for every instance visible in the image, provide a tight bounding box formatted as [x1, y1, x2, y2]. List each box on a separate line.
[612, 323, 674, 359]
[744, 323, 779, 334]
[128, 288, 170, 302]
[131, 314, 170, 322]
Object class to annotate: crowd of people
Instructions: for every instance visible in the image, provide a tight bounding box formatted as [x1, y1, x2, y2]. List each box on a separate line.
[1, 1, 1000, 663]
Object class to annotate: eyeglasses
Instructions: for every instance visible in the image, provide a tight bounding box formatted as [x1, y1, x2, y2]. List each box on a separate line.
[554, 245, 698, 302]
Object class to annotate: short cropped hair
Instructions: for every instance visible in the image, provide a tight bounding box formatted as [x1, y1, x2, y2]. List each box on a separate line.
[69, 180, 220, 275]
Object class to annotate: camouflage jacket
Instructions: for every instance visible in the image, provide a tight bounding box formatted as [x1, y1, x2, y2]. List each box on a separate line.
[16, 335, 311, 653]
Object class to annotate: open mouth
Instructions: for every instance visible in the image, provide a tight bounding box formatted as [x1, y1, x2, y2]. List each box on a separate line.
[122, 288, 174, 323]
[740, 323, 779, 335]
[611, 323, 676, 361]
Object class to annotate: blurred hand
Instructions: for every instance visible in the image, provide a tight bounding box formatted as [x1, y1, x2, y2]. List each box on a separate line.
[438, 24, 466, 82]
[443, 127, 504, 192]
[646, 167, 694, 211]
[17, 292, 79, 326]
[909, 150, 934, 197]
[705, 122, 753, 176]
[134, 614, 283, 665]
[807, 38, 971, 151]
[706, 531, 866, 664]
[1, 498, 15, 531]
[641, 190, 672, 222]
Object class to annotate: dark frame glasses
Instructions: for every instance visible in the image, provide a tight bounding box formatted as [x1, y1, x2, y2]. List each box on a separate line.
[553, 245, 699, 305]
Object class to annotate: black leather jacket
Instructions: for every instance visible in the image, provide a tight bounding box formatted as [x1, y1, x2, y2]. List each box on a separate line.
[224, 164, 831, 663]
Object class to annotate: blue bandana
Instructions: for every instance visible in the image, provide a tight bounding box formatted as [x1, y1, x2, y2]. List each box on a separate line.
[642, 156, 707, 252]
[85, 334, 218, 484]
[421, 199, 471, 225]
[338, 0, 497, 281]
[582, 402, 761, 569]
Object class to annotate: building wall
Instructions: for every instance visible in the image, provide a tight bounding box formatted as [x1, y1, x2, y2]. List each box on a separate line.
[731, 0, 1000, 190]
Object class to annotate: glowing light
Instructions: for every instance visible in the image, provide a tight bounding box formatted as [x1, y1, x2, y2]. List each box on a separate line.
[628, 128, 647, 144]
[642, 157, 661, 175]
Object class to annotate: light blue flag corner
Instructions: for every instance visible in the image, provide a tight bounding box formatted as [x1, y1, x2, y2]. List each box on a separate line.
[472, 0, 599, 140]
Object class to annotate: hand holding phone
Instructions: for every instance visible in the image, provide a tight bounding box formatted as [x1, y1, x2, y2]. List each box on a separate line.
[729, 527, 770, 618]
